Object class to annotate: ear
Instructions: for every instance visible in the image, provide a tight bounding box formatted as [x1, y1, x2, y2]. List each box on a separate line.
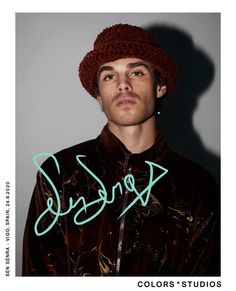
[96, 95, 103, 105]
[156, 85, 167, 98]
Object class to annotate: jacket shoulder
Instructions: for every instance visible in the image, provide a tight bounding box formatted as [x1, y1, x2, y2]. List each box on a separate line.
[167, 147, 217, 183]
[165, 147, 219, 204]
[39, 138, 97, 174]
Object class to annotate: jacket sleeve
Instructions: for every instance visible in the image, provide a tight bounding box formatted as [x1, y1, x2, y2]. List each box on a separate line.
[22, 158, 68, 276]
[187, 171, 220, 276]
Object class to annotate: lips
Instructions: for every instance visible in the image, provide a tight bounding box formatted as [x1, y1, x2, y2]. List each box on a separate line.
[115, 94, 138, 107]
[116, 98, 136, 107]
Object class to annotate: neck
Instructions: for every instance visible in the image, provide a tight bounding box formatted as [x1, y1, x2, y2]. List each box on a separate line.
[108, 117, 157, 154]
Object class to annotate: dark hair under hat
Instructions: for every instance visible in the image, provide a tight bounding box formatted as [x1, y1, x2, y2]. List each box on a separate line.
[79, 23, 178, 98]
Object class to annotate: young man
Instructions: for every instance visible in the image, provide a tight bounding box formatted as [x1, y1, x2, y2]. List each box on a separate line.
[22, 24, 220, 276]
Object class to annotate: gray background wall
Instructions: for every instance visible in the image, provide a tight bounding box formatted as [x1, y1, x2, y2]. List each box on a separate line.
[16, 13, 220, 275]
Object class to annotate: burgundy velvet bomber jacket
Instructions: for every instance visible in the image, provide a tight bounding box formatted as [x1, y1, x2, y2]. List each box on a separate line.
[22, 125, 220, 276]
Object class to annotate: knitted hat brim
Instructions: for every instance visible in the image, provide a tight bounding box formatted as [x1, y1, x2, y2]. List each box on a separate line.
[79, 41, 178, 98]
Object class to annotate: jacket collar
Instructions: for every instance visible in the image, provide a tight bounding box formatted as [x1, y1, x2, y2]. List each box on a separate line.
[96, 124, 169, 168]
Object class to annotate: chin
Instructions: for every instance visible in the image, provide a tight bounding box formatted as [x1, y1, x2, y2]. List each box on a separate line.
[110, 118, 147, 127]
[107, 111, 154, 127]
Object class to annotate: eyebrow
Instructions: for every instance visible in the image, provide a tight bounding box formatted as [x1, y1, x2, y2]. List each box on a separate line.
[127, 61, 150, 70]
[97, 61, 151, 78]
[97, 65, 114, 77]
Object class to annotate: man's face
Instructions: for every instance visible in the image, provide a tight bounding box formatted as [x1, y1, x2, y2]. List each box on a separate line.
[96, 58, 165, 127]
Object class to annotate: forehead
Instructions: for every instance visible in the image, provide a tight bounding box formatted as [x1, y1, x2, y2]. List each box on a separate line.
[98, 58, 153, 72]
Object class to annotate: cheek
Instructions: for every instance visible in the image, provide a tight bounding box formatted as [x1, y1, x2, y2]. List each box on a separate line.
[99, 89, 113, 102]
[136, 80, 154, 95]
[146, 99, 156, 113]
[99, 80, 116, 92]
[144, 93, 157, 113]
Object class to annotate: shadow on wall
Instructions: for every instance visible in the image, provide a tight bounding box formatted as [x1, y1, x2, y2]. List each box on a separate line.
[147, 24, 220, 184]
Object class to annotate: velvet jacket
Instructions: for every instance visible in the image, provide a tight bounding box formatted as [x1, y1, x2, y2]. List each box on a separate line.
[22, 126, 220, 276]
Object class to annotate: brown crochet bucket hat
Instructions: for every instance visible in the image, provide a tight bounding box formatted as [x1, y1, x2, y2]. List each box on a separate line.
[79, 23, 178, 97]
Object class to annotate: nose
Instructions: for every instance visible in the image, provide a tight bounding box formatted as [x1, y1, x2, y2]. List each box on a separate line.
[117, 74, 132, 92]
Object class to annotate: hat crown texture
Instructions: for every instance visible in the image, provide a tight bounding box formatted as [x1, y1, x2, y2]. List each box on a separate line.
[94, 24, 158, 49]
[79, 23, 178, 97]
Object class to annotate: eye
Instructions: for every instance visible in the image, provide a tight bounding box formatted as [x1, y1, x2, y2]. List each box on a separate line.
[103, 74, 115, 81]
[130, 71, 144, 77]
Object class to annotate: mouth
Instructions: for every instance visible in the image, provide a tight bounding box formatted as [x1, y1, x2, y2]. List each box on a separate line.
[116, 97, 137, 107]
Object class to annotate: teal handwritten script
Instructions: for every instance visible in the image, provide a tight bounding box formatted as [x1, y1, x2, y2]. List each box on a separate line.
[33, 152, 168, 236]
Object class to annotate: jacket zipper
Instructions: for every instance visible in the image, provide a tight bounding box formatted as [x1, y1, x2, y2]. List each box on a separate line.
[115, 153, 131, 275]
